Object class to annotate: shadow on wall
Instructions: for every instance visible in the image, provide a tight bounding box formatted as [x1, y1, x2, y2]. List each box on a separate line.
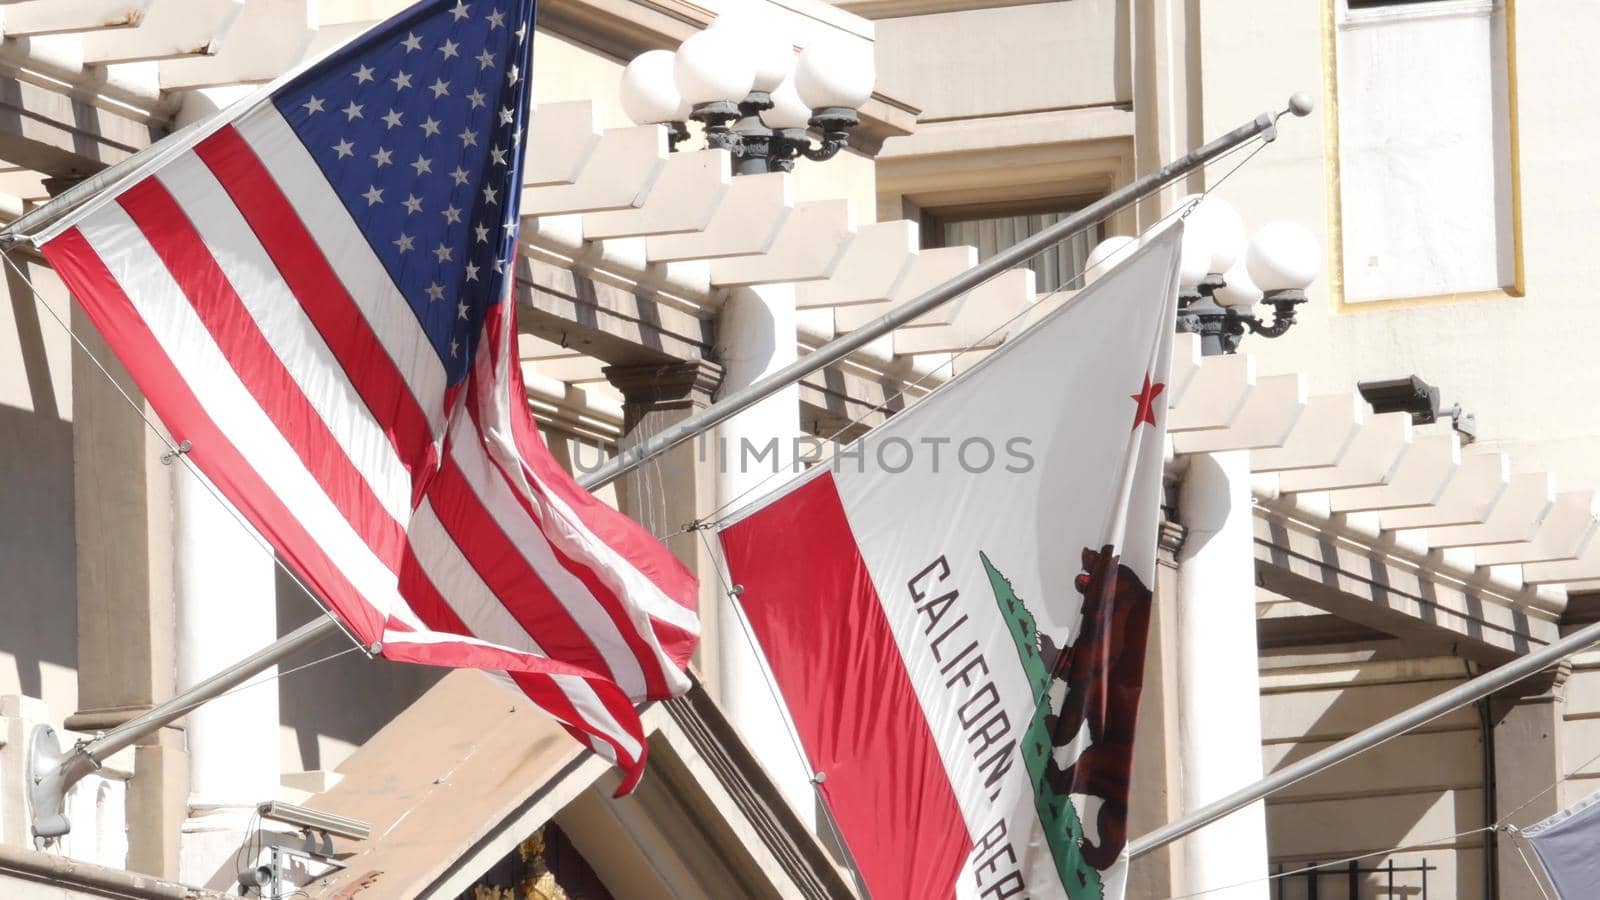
[0, 405, 76, 699]
[273, 567, 444, 773]
[0, 262, 76, 702]
[1262, 644, 1487, 899]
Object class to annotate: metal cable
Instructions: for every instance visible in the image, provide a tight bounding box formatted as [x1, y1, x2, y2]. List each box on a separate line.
[661, 135, 1273, 540]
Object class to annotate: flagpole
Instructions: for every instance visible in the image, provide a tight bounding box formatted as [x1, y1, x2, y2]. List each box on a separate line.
[579, 93, 1315, 492]
[25, 97, 1310, 844]
[1126, 616, 1600, 860]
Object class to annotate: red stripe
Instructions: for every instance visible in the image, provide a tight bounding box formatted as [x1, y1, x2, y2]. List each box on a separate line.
[379, 637, 648, 793]
[720, 472, 972, 900]
[492, 310, 698, 617]
[391, 550, 648, 784]
[390, 548, 610, 683]
[116, 176, 406, 569]
[423, 449, 630, 687]
[42, 227, 386, 645]
[192, 126, 439, 490]
[461, 373, 676, 698]
[383, 560, 648, 794]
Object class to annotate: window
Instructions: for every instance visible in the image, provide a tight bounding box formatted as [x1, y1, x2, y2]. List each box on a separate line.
[1332, 0, 1519, 304]
[922, 197, 1103, 295]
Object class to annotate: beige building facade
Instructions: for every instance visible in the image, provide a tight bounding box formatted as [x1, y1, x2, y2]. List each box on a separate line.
[0, 0, 1597, 898]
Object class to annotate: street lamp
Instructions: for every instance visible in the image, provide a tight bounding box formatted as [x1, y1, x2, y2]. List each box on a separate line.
[1089, 198, 1320, 355]
[618, 18, 876, 175]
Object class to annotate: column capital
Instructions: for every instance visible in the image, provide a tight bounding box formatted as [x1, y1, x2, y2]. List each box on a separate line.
[604, 360, 723, 430]
[604, 359, 722, 405]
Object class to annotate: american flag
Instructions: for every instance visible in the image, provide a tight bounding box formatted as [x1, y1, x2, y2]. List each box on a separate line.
[35, 0, 698, 793]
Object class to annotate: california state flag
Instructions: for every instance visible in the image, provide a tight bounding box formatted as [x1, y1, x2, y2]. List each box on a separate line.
[718, 225, 1183, 899]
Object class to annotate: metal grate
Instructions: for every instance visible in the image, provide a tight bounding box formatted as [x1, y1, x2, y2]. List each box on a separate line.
[1271, 858, 1437, 900]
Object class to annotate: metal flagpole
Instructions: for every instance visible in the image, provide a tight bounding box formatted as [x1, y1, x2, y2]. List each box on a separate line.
[1127, 616, 1600, 860]
[579, 93, 1315, 491]
[27, 95, 1312, 843]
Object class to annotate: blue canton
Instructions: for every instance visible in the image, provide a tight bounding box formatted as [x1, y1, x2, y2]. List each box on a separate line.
[274, 0, 536, 385]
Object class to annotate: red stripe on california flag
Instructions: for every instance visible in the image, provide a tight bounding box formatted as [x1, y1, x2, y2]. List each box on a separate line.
[42, 227, 387, 644]
[115, 176, 407, 569]
[423, 452, 627, 686]
[191, 126, 439, 487]
[461, 379, 675, 698]
[719, 472, 971, 900]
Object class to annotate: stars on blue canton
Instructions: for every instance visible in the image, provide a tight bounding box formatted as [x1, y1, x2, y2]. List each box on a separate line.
[274, 0, 536, 384]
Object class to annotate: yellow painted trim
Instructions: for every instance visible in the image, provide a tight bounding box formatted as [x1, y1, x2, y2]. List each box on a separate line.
[1328, 287, 1520, 314]
[1321, 0, 1346, 311]
[1505, 0, 1526, 297]
[1322, 0, 1526, 313]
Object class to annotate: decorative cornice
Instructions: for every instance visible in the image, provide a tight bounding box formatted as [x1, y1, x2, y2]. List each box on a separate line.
[604, 359, 724, 409]
[662, 684, 859, 900]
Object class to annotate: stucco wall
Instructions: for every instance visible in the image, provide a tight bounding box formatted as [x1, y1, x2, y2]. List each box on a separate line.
[874, 0, 1129, 121]
[1259, 652, 1488, 899]
[1197, 0, 1600, 489]
[0, 259, 77, 718]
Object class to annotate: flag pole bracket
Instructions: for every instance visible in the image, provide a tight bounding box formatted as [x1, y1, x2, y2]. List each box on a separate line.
[25, 724, 99, 849]
[159, 439, 192, 466]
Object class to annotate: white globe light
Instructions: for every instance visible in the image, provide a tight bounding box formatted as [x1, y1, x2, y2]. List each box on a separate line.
[674, 28, 758, 106]
[1084, 235, 1137, 285]
[794, 35, 875, 111]
[765, 71, 813, 129]
[620, 51, 689, 125]
[1178, 193, 1246, 275]
[1178, 220, 1212, 289]
[710, 10, 793, 93]
[1246, 221, 1321, 292]
[1215, 260, 1263, 308]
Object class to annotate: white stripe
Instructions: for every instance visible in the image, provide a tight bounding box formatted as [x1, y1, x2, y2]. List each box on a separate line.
[478, 326, 699, 643]
[378, 615, 642, 763]
[154, 152, 414, 529]
[76, 204, 405, 626]
[482, 340, 700, 645]
[446, 413, 651, 697]
[406, 498, 551, 657]
[552, 673, 643, 762]
[232, 105, 448, 438]
[527, 459, 702, 633]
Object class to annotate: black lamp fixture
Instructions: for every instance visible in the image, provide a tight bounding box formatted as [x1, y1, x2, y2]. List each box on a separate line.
[1084, 189, 1321, 357]
[619, 16, 876, 176]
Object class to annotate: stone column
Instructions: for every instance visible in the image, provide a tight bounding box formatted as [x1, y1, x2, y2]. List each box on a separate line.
[710, 284, 815, 828]
[170, 467, 280, 889]
[67, 307, 187, 878]
[603, 359, 724, 693]
[1491, 664, 1568, 899]
[1174, 451, 1270, 898]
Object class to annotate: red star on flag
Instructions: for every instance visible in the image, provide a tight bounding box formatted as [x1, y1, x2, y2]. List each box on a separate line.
[1131, 373, 1166, 430]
